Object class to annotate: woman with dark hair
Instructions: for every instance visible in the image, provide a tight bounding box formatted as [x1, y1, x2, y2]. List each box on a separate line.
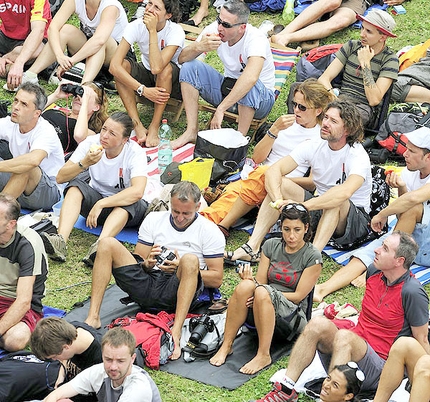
[43, 82, 108, 154]
[210, 203, 322, 375]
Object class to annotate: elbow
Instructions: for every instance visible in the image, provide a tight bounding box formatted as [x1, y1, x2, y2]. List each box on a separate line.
[211, 277, 223, 289]
[56, 174, 66, 185]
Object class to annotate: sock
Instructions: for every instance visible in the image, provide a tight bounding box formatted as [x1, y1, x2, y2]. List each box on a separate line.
[280, 376, 295, 391]
[25, 71, 37, 79]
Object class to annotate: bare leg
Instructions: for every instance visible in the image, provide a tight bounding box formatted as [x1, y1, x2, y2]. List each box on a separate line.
[236, 104, 255, 136]
[85, 237, 137, 329]
[314, 257, 366, 302]
[405, 85, 430, 103]
[350, 272, 367, 288]
[410, 355, 430, 402]
[374, 337, 426, 402]
[170, 253, 200, 360]
[210, 280, 255, 366]
[1, 322, 31, 351]
[395, 204, 423, 234]
[57, 187, 84, 242]
[2, 167, 41, 199]
[240, 286, 275, 374]
[98, 208, 129, 239]
[115, 59, 148, 143]
[329, 328, 368, 371]
[171, 82, 200, 150]
[188, 0, 209, 26]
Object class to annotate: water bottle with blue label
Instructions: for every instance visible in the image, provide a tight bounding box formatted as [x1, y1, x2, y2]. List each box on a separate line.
[158, 119, 173, 174]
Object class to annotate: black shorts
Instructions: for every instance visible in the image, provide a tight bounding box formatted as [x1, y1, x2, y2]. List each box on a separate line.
[65, 178, 148, 227]
[128, 57, 182, 100]
[0, 31, 24, 55]
[113, 258, 204, 312]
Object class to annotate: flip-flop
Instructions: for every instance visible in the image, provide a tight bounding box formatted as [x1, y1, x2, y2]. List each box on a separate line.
[183, 19, 196, 26]
[217, 224, 230, 238]
[224, 243, 260, 265]
[208, 299, 228, 314]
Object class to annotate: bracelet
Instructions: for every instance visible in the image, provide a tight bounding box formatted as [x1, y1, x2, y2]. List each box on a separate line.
[266, 129, 277, 140]
[78, 161, 86, 170]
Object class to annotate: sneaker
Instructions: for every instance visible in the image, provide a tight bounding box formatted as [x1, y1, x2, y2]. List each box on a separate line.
[82, 240, 99, 268]
[252, 382, 298, 402]
[3, 72, 38, 92]
[130, 2, 147, 21]
[41, 232, 67, 262]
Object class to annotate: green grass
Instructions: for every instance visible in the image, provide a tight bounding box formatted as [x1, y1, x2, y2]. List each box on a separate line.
[3, 2, 430, 400]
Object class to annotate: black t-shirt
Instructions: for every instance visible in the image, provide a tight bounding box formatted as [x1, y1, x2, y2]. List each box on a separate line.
[42, 108, 78, 153]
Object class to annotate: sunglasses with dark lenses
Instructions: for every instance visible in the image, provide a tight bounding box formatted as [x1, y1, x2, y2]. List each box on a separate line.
[92, 81, 105, 105]
[292, 101, 307, 112]
[347, 361, 365, 382]
[216, 15, 244, 29]
[282, 203, 307, 213]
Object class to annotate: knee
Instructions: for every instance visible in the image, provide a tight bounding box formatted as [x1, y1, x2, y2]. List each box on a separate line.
[414, 355, 430, 382]
[390, 337, 420, 358]
[253, 285, 271, 303]
[235, 279, 256, 296]
[324, 0, 343, 12]
[301, 316, 332, 340]
[98, 237, 120, 254]
[178, 253, 200, 275]
[4, 331, 30, 352]
[156, 62, 172, 79]
[64, 186, 83, 200]
[333, 329, 355, 350]
[330, 15, 355, 31]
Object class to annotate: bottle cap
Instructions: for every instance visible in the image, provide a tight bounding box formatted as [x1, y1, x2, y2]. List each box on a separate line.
[162, 119, 167, 124]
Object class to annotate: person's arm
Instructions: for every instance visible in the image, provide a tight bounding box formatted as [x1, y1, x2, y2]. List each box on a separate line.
[282, 263, 321, 304]
[73, 86, 98, 143]
[412, 324, 430, 354]
[357, 45, 393, 106]
[264, 155, 299, 203]
[252, 115, 296, 164]
[85, 176, 147, 228]
[318, 58, 344, 92]
[43, 382, 78, 402]
[201, 257, 223, 288]
[254, 252, 270, 285]
[210, 56, 264, 129]
[178, 32, 221, 64]
[0, 276, 35, 337]
[303, 174, 364, 212]
[0, 149, 47, 174]
[56, 149, 103, 184]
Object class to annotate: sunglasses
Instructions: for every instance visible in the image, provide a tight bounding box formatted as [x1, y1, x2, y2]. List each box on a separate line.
[282, 203, 307, 213]
[347, 361, 365, 382]
[216, 15, 244, 29]
[92, 81, 105, 105]
[292, 101, 307, 112]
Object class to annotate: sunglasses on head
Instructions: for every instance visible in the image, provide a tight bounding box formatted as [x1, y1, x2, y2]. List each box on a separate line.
[216, 15, 244, 29]
[92, 81, 105, 105]
[292, 101, 307, 112]
[347, 361, 365, 382]
[282, 203, 307, 213]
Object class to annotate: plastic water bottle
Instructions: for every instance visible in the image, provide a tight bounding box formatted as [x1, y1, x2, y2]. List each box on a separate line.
[158, 119, 173, 174]
[282, 0, 295, 24]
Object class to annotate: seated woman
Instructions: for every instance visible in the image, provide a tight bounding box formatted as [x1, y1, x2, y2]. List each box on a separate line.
[41, 112, 149, 267]
[21, 0, 128, 85]
[199, 79, 335, 245]
[209, 204, 322, 375]
[43, 82, 108, 154]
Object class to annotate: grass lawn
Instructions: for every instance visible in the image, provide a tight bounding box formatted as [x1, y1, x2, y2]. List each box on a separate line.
[2, 1, 430, 400]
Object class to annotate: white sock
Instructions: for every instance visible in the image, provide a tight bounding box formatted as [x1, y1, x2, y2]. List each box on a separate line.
[280, 376, 295, 390]
[25, 71, 37, 79]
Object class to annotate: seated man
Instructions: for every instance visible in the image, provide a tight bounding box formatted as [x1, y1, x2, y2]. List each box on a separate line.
[0, 194, 48, 352]
[43, 327, 161, 402]
[30, 317, 103, 375]
[41, 112, 148, 266]
[254, 231, 429, 402]
[200, 79, 334, 234]
[110, 0, 184, 147]
[374, 337, 430, 402]
[174, 0, 275, 149]
[227, 99, 372, 262]
[84, 181, 225, 361]
[314, 126, 430, 302]
[0, 82, 64, 211]
[318, 10, 398, 127]
[0, 0, 51, 90]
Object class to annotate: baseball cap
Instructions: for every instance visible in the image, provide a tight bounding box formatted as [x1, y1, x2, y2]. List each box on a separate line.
[404, 127, 430, 150]
[356, 9, 397, 38]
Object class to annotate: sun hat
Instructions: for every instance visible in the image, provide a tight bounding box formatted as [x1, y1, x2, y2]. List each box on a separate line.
[405, 127, 430, 150]
[356, 9, 397, 38]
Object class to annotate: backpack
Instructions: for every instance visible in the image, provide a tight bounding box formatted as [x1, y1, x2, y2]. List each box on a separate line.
[399, 39, 430, 71]
[296, 44, 343, 83]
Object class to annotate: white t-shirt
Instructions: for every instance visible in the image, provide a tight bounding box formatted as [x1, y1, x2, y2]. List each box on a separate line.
[69, 363, 160, 401]
[265, 122, 321, 178]
[199, 22, 275, 91]
[75, 0, 128, 42]
[402, 168, 430, 222]
[123, 19, 185, 69]
[70, 135, 147, 197]
[0, 116, 64, 180]
[138, 211, 225, 270]
[289, 139, 372, 212]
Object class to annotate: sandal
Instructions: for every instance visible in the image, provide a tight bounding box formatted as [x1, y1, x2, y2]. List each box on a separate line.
[224, 243, 260, 265]
[208, 298, 228, 314]
[217, 224, 230, 238]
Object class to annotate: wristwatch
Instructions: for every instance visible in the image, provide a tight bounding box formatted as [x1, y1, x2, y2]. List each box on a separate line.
[136, 84, 145, 97]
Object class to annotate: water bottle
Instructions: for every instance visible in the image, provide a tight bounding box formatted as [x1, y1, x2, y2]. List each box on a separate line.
[158, 119, 173, 174]
[282, 0, 295, 24]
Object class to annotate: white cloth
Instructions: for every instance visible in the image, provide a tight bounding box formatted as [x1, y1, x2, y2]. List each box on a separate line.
[0, 116, 64, 182]
[289, 139, 372, 212]
[402, 168, 430, 223]
[198, 22, 275, 91]
[123, 19, 185, 69]
[70, 135, 148, 197]
[138, 211, 225, 270]
[75, 0, 128, 42]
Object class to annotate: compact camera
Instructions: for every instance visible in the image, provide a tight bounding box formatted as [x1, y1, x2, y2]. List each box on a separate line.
[155, 246, 176, 266]
[61, 83, 84, 97]
[187, 314, 215, 347]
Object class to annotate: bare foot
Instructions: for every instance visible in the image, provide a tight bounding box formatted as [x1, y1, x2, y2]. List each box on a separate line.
[134, 121, 148, 146]
[351, 272, 366, 288]
[145, 124, 160, 147]
[209, 345, 233, 367]
[170, 331, 182, 360]
[84, 317, 101, 330]
[313, 284, 324, 303]
[170, 129, 198, 150]
[271, 33, 290, 47]
[239, 354, 271, 375]
[224, 246, 259, 263]
[189, 7, 209, 26]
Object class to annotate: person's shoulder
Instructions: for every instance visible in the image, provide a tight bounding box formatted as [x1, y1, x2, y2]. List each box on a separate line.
[16, 223, 44, 249]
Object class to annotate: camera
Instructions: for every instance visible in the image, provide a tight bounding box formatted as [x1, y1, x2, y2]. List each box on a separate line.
[187, 314, 215, 348]
[61, 83, 84, 97]
[155, 246, 176, 266]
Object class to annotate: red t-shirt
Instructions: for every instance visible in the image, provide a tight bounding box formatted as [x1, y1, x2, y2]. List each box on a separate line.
[0, 0, 51, 40]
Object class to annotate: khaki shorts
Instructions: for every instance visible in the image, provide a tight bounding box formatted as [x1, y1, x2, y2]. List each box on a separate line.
[339, 0, 367, 15]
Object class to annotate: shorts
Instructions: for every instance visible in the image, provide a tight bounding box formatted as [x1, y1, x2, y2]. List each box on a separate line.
[319, 341, 385, 392]
[65, 178, 148, 227]
[128, 57, 182, 100]
[391, 76, 425, 103]
[0, 165, 61, 211]
[112, 256, 204, 312]
[339, 0, 366, 15]
[0, 296, 43, 332]
[0, 31, 24, 55]
[179, 59, 275, 120]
